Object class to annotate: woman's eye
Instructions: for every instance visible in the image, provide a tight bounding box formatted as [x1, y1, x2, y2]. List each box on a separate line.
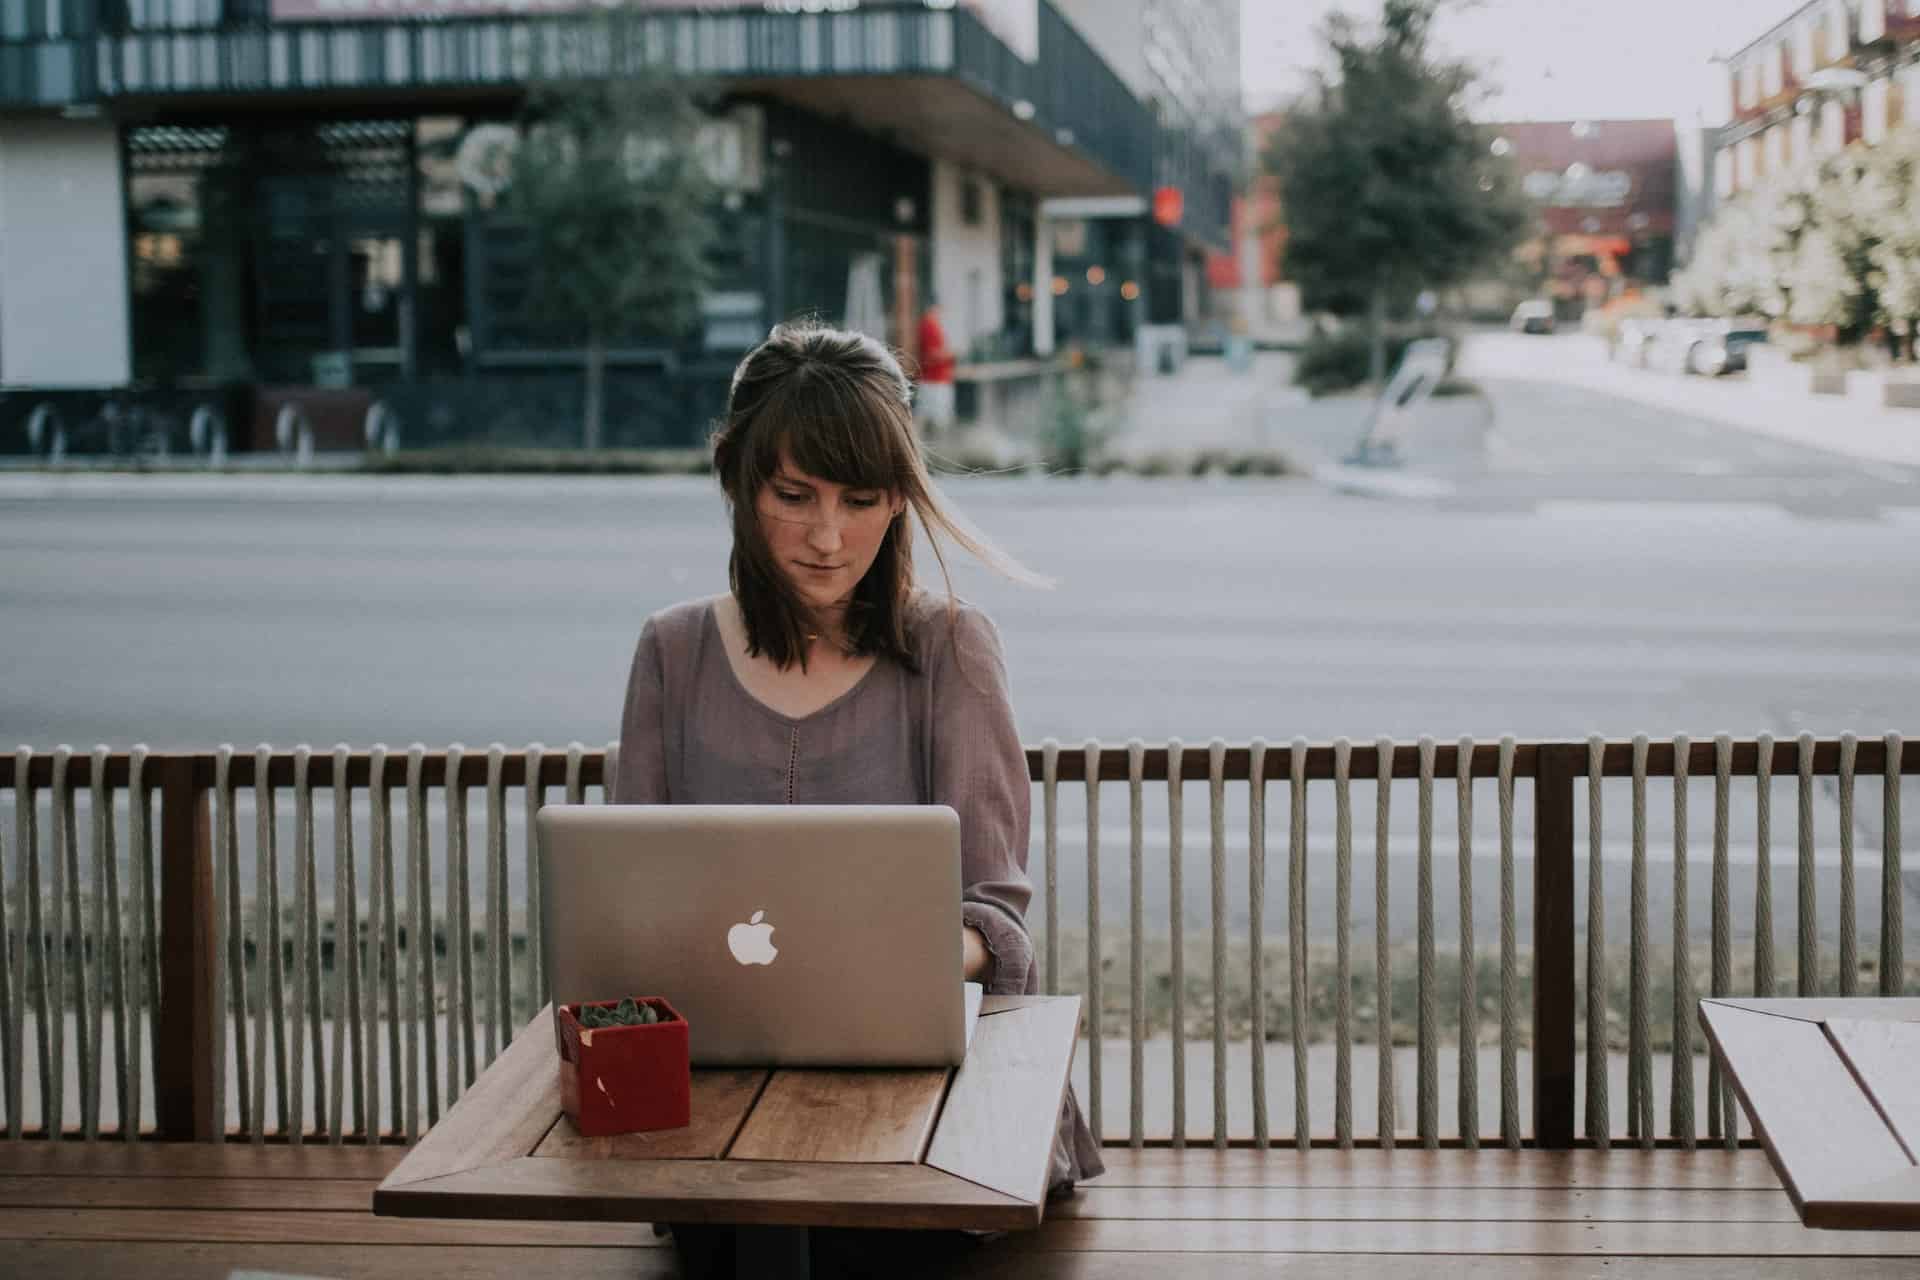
[847, 496, 880, 509]
[775, 490, 808, 504]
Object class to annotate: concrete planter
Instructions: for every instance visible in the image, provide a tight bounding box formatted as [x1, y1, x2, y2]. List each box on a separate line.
[1843, 369, 1920, 408]
[1747, 346, 1847, 396]
[1846, 370, 1890, 405]
[1882, 376, 1920, 409]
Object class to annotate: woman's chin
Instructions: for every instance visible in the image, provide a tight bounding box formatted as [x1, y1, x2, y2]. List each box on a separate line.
[787, 581, 845, 611]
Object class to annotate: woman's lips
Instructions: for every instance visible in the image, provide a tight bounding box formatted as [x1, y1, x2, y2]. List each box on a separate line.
[796, 561, 841, 572]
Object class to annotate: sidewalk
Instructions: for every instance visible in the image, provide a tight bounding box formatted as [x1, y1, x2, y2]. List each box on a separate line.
[1459, 334, 1920, 473]
[1100, 349, 1493, 472]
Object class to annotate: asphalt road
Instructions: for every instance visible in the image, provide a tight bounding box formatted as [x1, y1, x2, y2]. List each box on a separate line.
[5, 335, 1917, 947]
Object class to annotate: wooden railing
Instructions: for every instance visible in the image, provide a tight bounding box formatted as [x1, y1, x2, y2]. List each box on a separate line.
[0, 734, 1911, 1148]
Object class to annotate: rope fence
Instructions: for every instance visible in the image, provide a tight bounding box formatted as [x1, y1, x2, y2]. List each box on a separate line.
[0, 735, 1911, 1147]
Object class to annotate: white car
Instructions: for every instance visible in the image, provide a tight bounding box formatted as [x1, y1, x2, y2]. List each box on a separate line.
[1509, 299, 1555, 335]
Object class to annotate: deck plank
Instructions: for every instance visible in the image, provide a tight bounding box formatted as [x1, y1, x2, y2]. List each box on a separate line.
[5, 1142, 1914, 1276]
[0, 1144, 405, 1180]
[0, 1175, 373, 1212]
[0, 1207, 664, 1247]
[0, 1242, 677, 1279]
[1086, 1148, 1789, 1189]
[955, 1257, 1920, 1280]
[1051, 1184, 1800, 1222]
[1000, 1218, 1920, 1255]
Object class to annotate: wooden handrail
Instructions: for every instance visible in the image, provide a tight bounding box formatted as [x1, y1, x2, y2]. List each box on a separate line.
[6, 738, 1915, 789]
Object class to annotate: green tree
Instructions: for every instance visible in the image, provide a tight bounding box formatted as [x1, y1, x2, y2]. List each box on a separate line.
[507, 65, 716, 449]
[1263, 0, 1529, 391]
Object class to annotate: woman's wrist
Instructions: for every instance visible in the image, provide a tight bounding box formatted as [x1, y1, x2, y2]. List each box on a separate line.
[962, 924, 991, 983]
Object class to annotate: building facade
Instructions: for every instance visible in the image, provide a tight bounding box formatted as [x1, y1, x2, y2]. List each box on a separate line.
[0, 0, 1233, 451]
[1715, 0, 1920, 201]
[1035, 0, 1242, 352]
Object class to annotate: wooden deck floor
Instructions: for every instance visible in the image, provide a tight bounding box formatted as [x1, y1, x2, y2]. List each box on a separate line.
[1, 1141, 1916, 1277]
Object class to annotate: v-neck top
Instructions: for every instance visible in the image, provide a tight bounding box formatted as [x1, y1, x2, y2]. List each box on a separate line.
[611, 589, 1104, 1188]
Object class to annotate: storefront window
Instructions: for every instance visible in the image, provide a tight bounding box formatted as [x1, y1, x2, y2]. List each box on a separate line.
[128, 125, 248, 386]
[127, 118, 416, 389]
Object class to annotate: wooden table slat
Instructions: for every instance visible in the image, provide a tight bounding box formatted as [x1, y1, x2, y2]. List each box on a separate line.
[1711, 998, 1920, 1024]
[380, 1006, 562, 1190]
[1699, 1000, 1912, 1221]
[728, 1067, 951, 1164]
[533, 1069, 768, 1162]
[925, 996, 1081, 1208]
[1808, 1167, 1920, 1231]
[1825, 1019, 1920, 1163]
[377, 1154, 1036, 1232]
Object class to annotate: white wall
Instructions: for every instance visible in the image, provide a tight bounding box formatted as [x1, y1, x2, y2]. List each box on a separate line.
[0, 119, 130, 388]
[929, 158, 1004, 360]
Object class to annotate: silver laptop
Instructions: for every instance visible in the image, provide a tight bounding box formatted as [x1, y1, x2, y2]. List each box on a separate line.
[538, 804, 983, 1068]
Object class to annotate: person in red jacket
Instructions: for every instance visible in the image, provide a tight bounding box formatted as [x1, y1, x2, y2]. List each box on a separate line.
[916, 302, 957, 436]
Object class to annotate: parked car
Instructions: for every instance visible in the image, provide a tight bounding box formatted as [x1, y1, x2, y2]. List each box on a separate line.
[1509, 299, 1556, 335]
[1682, 321, 1769, 376]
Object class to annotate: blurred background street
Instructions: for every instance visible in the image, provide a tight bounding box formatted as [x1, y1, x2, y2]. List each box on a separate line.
[8, 328, 1916, 952]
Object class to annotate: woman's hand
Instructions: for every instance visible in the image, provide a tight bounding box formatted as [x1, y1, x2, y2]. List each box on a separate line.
[963, 925, 991, 984]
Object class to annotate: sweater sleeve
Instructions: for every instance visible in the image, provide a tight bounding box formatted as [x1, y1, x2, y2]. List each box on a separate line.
[929, 603, 1035, 996]
[612, 618, 670, 806]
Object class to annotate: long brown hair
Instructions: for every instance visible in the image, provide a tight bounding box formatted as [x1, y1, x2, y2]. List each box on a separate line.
[710, 321, 1043, 671]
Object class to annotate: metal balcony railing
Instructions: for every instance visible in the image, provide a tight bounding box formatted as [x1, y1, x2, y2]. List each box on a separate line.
[1, 733, 1909, 1149]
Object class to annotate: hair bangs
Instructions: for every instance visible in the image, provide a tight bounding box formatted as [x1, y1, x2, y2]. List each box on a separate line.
[747, 360, 913, 495]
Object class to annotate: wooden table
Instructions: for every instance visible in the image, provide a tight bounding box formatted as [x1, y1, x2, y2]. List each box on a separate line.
[1700, 996, 1920, 1230]
[374, 994, 1082, 1276]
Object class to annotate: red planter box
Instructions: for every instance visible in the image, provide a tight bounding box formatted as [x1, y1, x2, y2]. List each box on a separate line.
[555, 997, 690, 1138]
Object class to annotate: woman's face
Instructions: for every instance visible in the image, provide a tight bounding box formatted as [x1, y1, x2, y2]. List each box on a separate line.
[754, 452, 904, 615]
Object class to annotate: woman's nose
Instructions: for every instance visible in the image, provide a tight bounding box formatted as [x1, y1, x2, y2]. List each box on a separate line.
[807, 510, 845, 551]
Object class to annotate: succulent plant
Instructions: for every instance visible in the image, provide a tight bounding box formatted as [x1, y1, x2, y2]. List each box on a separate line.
[577, 997, 662, 1029]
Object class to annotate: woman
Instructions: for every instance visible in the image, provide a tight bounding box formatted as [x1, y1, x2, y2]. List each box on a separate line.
[613, 322, 1102, 1275]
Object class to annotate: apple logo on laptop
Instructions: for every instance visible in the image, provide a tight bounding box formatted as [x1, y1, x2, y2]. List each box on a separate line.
[728, 909, 778, 966]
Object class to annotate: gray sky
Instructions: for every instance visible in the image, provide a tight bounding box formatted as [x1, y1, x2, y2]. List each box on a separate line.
[1241, 0, 1806, 124]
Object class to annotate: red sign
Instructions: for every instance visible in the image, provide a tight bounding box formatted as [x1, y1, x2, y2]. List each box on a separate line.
[1153, 186, 1184, 228]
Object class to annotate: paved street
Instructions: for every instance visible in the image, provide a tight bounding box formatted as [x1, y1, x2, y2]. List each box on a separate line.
[4, 338, 1916, 950]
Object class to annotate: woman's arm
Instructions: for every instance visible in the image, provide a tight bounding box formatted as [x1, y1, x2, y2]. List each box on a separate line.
[613, 619, 670, 805]
[930, 603, 1035, 996]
